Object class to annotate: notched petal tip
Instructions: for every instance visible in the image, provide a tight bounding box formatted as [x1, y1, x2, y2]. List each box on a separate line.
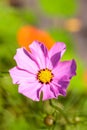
[29, 40, 49, 68]
[14, 48, 24, 60]
[55, 42, 66, 48]
[55, 42, 66, 56]
[49, 42, 67, 68]
[29, 40, 48, 55]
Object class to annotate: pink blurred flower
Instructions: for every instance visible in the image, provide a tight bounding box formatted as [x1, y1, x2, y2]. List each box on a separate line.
[9, 41, 76, 101]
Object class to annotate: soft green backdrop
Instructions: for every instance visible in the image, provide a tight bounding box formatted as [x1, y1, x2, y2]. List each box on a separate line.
[0, 1, 87, 130]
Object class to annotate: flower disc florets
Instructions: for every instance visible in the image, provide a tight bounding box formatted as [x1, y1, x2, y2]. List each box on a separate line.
[37, 68, 54, 84]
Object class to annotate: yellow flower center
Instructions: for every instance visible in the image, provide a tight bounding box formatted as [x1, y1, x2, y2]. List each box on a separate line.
[37, 68, 53, 84]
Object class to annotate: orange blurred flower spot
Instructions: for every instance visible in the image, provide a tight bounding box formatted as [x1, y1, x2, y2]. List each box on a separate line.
[83, 70, 87, 87]
[17, 26, 55, 50]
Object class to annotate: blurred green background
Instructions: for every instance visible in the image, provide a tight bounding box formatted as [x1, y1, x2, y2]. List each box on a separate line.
[0, 0, 87, 130]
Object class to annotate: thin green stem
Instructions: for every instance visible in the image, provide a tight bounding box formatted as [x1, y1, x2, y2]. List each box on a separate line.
[0, 71, 9, 77]
[49, 99, 70, 124]
[0, 71, 9, 73]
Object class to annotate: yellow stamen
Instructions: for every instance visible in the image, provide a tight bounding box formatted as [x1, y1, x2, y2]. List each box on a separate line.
[37, 68, 53, 84]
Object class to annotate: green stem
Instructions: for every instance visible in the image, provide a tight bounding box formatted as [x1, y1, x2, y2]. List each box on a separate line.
[49, 99, 70, 124]
[0, 71, 9, 73]
[0, 71, 9, 77]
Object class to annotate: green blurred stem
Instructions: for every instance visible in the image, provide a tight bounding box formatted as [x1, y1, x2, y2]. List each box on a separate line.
[0, 71, 9, 77]
[49, 99, 70, 124]
[0, 71, 9, 73]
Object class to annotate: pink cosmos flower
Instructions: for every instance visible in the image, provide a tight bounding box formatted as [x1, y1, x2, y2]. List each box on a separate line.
[9, 41, 76, 101]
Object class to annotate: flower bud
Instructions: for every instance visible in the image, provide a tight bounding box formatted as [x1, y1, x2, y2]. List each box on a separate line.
[44, 115, 54, 126]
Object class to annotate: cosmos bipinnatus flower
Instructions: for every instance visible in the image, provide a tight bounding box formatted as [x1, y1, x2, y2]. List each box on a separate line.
[9, 41, 76, 101]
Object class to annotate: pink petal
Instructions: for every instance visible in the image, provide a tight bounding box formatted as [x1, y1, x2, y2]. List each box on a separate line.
[49, 42, 66, 58]
[9, 67, 36, 84]
[29, 41, 48, 69]
[50, 52, 61, 68]
[48, 42, 66, 68]
[14, 48, 39, 74]
[53, 60, 76, 79]
[18, 81, 42, 101]
[58, 79, 70, 89]
[39, 84, 56, 101]
[52, 79, 69, 96]
[50, 82, 60, 97]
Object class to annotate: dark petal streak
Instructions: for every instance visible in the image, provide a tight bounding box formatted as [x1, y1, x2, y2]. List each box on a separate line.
[51, 52, 61, 68]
